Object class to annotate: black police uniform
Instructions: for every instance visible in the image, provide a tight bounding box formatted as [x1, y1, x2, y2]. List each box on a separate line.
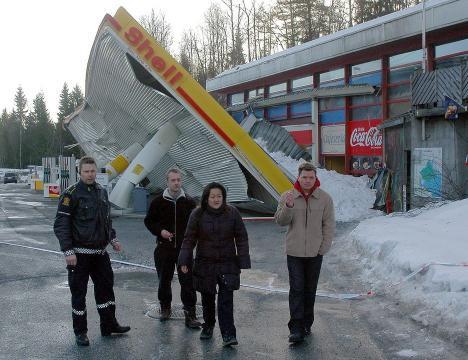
[54, 180, 119, 336]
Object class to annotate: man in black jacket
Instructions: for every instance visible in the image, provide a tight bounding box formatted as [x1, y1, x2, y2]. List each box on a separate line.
[54, 156, 130, 346]
[144, 168, 200, 328]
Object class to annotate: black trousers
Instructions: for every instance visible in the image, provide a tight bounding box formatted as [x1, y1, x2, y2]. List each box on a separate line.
[201, 276, 236, 338]
[67, 252, 117, 335]
[154, 245, 197, 310]
[287, 254, 323, 334]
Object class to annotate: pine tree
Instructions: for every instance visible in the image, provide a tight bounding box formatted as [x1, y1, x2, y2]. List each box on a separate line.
[26, 93, 54, 165]
[70, 85, 84, 110]
[56, 83, 71, 156]
[13, 87, 28, 168]
[0, 109, 9, 167]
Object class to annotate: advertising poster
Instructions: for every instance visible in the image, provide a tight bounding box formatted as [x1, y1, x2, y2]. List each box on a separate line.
[321, 125, 345, 154]
[348, 119, 383, 174]
[413, 148, 442, 198]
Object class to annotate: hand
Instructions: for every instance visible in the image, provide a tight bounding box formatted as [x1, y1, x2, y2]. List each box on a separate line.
[285, 191, 294, 208]
[161, 229, 174, 241]
[112, 240, 122, 252]
[65, 254, 77, 266]
[180, 265, 188, 274]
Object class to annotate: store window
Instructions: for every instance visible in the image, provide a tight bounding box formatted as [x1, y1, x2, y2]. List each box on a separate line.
[387, 49, 422, 118]
[291, 101, 311, 118]
[319, 68, 344, 85]
[435, 38, 468, 69]
[248, 88, 264, 100]
[229, 92, 244, 106]
[230, 111, 244, 123]
[291, 75, 313, 92]
[350, 60, 382, 121]
[268, 82, 287, 97]
[318, 68, 345, 123]
[266, 104, 287, 121]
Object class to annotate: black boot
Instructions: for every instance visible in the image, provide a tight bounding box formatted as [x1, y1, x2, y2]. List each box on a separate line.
[184, 308, 201, 329]
[160, 306, 171, 321]
[75, 333, 90, 346]
[199, 324, 214, 339]
[288, 332, 304, 343]
[101, 322, 131, 336]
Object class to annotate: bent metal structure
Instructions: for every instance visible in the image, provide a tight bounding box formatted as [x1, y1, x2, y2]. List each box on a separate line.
[65, 7, 293, 213]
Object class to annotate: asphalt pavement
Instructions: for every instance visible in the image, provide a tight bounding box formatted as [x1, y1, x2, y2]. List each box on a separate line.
[0, 184, 466, 360]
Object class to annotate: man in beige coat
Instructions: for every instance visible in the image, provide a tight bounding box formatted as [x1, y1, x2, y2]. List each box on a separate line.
[275, 162, 335, 343]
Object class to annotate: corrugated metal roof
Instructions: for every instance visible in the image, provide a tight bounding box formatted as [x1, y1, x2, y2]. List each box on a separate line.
[67, 29, 252, 205]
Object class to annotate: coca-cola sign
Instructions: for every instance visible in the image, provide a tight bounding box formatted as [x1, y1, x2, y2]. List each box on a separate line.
[348, 120, 383, 156]
[350, 127, 382, 148]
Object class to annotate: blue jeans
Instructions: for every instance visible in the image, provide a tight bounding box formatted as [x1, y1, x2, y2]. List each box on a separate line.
[287, 254, 323, 334]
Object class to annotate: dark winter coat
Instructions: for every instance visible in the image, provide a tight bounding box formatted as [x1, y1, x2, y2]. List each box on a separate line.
[144, 189, 196, 249]
[54, 180, 115, 255]
[178, 205, 251, 294]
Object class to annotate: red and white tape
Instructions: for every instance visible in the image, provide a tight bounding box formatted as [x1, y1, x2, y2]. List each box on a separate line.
[0, 241, 465, 300]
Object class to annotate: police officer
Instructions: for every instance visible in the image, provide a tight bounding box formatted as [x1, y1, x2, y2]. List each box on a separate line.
[54, 156, 130, 346]
[144, 168, 200, 328]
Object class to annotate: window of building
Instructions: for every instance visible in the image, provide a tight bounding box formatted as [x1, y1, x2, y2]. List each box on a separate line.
[389, 49, 423, 68]
[319, 97, 345, 125]
[230, 111, 244, 123]
[291, 101, 312, 118]
[291, 75, 313, 92]
[435, 38, 468, 69]
[350, 61, 382, 121]
[248, 88, 264, 100]
[351, 60, 381, 76]
[266, 104, 287, 121]
[318, 69, 345, 124]
[387, 49, 422, 118]
[268, 82, 287, 97]
[350, 95, 382, 121]
[319, 68, 344, 84]
[229, 92, 244, 106]
[435, 38, 468, 58]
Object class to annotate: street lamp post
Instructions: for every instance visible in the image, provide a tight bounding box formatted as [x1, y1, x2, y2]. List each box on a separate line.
[19, 113, 23, 169]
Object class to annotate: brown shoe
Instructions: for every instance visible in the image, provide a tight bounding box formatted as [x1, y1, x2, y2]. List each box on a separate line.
[160, 306, 171, 321]
[184, 308, 201, 329]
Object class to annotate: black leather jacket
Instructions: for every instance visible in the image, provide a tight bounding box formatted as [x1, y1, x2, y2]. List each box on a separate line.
[54, 180, 115, 255]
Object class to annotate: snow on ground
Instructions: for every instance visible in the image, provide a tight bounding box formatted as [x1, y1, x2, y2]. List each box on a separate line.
[255, 138, 379, 222]
[350, 199, 468, 344]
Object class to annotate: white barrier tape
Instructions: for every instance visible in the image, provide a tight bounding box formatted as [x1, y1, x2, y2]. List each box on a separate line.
[0, 241, 367, 299]
[2, 241, 466, 300]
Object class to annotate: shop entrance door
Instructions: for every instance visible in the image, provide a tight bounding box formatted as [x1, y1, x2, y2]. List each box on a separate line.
[324, 156, 345, 174]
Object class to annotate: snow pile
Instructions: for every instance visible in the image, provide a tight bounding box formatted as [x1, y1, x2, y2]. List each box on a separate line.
[255, 138, 379, 222]
[350, 199, 468, 343]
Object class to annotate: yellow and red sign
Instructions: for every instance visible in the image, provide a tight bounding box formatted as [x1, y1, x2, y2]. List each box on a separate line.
[101, 8, 292, 197]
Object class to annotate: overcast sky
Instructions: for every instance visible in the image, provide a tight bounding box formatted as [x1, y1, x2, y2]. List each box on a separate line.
[0, 0, 229, 120]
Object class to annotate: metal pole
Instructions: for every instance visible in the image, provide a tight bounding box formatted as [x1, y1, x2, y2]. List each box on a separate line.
[422, 0, 427, 72]
[421, 0, 427, 141]
[19, 113, 22, 169]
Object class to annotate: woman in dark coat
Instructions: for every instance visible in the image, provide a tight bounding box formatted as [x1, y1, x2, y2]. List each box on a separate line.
[178, 182, 250, 347]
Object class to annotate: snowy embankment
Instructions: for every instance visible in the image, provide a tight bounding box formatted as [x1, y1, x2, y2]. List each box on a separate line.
[255, 138, 379, 222]
[350, 199, 468, 344]
[260, 140, 468, 343]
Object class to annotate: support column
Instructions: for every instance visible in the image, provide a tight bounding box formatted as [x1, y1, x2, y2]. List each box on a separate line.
[109, 122, 181, 209]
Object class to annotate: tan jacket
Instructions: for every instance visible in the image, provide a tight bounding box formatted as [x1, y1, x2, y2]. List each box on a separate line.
[274, 187, 335, 257]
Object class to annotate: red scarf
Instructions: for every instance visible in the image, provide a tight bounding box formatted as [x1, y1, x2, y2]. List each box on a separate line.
[294, 178, 320, 201]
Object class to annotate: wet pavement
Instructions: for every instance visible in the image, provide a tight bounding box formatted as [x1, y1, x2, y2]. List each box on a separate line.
[1, 184, 467, 360]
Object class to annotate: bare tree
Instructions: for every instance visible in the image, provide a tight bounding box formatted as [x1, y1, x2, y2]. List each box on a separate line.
[140, 9, 174, 52]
